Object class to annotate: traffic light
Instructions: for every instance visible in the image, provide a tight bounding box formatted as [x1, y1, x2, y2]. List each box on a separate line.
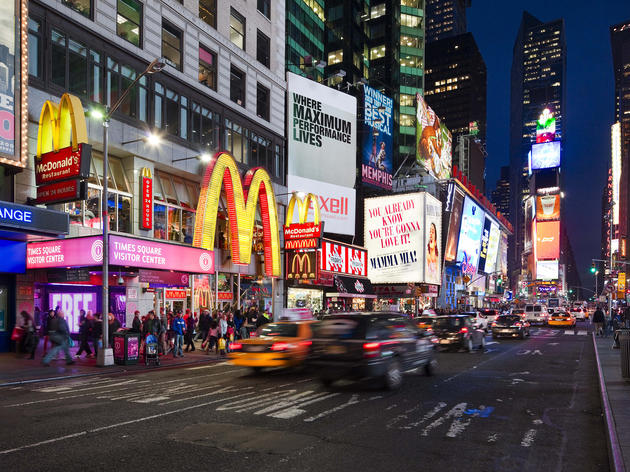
[590, 263, 597, 274]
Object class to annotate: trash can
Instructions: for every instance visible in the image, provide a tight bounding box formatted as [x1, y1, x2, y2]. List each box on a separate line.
[620, 329, 630, 379]
[113, 331, 141, 365]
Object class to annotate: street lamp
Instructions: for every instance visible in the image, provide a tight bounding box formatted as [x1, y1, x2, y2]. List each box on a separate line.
[172, 152, 213, 164]
[91, 58, 165, 367]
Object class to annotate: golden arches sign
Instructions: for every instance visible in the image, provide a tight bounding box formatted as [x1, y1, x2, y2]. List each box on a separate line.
[36, 93, 88, 158]
[193, 151, 281, 277]
[285, 193, 320, 226]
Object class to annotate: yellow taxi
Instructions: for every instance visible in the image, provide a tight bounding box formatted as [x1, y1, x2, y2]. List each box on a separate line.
[228, 321, 315, 373]
[414, 316, 435, 331]
[547, 311, 576, 327]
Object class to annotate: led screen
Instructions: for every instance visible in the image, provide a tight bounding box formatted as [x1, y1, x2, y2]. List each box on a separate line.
[531, 141, 561, 170]
[456, 196, 485, 276]
[416, 93, 452, 179]
[536, 220, 560, 260]
[537, 260, 559, 281]
[361, 85, 393, 190]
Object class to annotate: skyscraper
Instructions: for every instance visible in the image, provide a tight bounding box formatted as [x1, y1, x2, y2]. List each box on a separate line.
[426, 0, 470, 43]
[491, 166, 511, 221]
[286, 0, 326, 82]
[610, 20, 630, 261]
[508, 12, 566, 284]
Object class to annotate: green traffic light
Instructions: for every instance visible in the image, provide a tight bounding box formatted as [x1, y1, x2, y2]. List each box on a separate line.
[590, 266, 596, 274]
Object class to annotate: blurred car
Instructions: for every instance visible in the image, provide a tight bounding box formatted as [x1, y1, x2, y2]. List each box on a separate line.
[432, 315, 486, 352]
[481, 309, 499, 323]
[463, 311, 489, 331]
[308, 313, 436, 390]
[510, 308, 526, 318]
[422, 309, 437, 316]
[570, 307, 587, 321]
[228, 321, 314, 373]
[491, 315, 530, 339]
[524, 304, 549, 325]
[548, 311, 576, 327]
[414, 315, 435, 331]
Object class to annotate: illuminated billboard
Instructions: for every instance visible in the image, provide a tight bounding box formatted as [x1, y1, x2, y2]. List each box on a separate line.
[536, 109, 556, 143]
[535, 220, 560, 260]
[361, 85, 393, 190]
[456, 196, 485, 276]
[424, 193, 442, 285]
[444, 188, 464, 262]
[477, 217, 492, 274]
[536, 195, 561, 221]
[416, 93, 452, 179]
[612, 123, 621, 225]
[531, 141, 561, 170]
[537, 260, 559, 281]
[485, 222, 501, 274]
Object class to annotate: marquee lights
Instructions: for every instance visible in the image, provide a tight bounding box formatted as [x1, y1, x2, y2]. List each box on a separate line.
[193, 152, 281, 277]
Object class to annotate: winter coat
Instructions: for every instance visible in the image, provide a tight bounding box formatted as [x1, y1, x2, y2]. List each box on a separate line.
[593, 309, 605, 323]
[172, 317, 186, 335]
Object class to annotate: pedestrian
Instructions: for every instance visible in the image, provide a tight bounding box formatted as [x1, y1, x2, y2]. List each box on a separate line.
[20, 311, 38, 360]
[234, 310, 244, 340]
[184, 312, 196, 352]
[623, 304, 630, 329]
[219, 313, 228, 341]
[42, 310, 75, 366]
[592, 306, 605, 336]
[91, 312, 102, 354]
[107, 313, 121, 347]
[42, 309, 56, 356]
[198, 310, 211, 342]
[203, 318, 219, 354]
[75, 309, 94, 358]
[171, 311, 186, 358]
[131, 310, 142, 333]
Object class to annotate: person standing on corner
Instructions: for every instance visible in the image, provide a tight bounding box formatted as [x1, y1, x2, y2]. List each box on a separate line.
[76, 309, 94, 359]
[107, 313, 121, 347]
[171, 311, 186, 358]
[592, 305, 605, 336]
[42, 310, 75, 366]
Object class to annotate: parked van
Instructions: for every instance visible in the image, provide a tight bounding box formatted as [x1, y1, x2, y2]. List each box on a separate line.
[524, 304, 549, 325]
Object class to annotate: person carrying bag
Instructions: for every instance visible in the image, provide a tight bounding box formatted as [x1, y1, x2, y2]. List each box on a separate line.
[42, 310, 75, 366]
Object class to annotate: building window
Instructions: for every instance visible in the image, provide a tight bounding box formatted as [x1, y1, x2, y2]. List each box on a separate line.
[225, 119, 246, 163]
[370, 45, 386, 60]
[199, 0, 217, 29]
[370, 3, 386, 19]
[117, 0, 142, 47]
[199, 45, 217, 91]
[328, 49, 343, 65]
[28, 18, 43, 79]
[400, 94, 414, 107]
[62, 0, 92, 18]
[190, 103, 219, 152]
[257, 0, 271, 19]
[256, 30, 270, 68]
[401, 35, 422, 49]
[154, 171, 197, 244]
[107, 58, 147, 121]
[401, 0, 421, 7]
[162, 21, 182, 70]
[400, 114, 414, 127]
[230, 8, 246, 50]
[401, 14, 422, 28]
[230, 66, 245, 107]
[256, 83, 270, 121]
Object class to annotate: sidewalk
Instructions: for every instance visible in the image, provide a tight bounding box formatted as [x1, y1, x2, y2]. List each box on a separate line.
[593, 332, 629, 472]
[0, 340, 224, 386]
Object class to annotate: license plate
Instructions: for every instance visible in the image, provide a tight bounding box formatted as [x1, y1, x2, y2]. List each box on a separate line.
[327, 345, 346, 354]
[439, 339, 450, 344]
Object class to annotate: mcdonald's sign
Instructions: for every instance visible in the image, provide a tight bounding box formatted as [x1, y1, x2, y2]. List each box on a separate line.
[193, 152, 281, 277]
[140, 167, 153, 230]
[286, 250, 317, 279]
[283, 193, 323, 250]
[34, 93, 91, 204]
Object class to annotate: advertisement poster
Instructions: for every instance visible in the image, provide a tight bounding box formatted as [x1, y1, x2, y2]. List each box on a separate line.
[48, 291, 98, 333]
[416, 93, 452, 180]
[500, 233, 508, 275]
[364, 193, 424, 284]
[524, 197, 534, 249]
[456, 196, 485, 276]
[361, 85, 393, 190]
[485, 223, 501, 274]
[287, 174, 356, 236]
[535, 220, 560, 260]
[536, 195, 560, 220]
[320, 240, 368, 277]
[444, 189, 464, 262]
[217, 274, 232, 300]
[537, 260, 559, 281]
[477, 217, 493, 274]
[531, 141, 561, 170]
[424, 194, 442, 285]
[287, 72, 356, 189]
[0, 2, 15, 157]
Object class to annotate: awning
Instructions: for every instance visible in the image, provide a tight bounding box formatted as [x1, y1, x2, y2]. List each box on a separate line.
[326, 275, 376, 298]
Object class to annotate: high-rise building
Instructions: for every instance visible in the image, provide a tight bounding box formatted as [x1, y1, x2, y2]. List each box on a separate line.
[610, 20, 630, 260]
[426, 0, 470, 43]
[508, 12, 566, 285]
[491, 166, 511, 220]
[286, 0, 326, 82]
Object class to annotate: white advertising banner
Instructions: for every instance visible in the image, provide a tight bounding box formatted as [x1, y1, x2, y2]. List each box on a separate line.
[537, 260, 559, 281]
[287, 174, 356, 236]
[485, 222, 501, 274]
[364, 193, 426, 284]
[424, 193, 442, 285]
[287, 72, 357, 189]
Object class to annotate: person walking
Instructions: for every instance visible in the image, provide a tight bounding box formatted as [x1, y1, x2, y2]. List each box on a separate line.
[593, 306, 605, 336]
[131, 310, 142, 333]
[184, 312, 196, 352]
[204, 318, 219, 355]
[107, 313, 121, 347]
[42, 310, 75, 366]
[42, 309, 56, 356]
[198, 310, 211, 343]
[20, 311, 38, 360]
[75, 309, 94, 358]
[91, 312, 102, 355]
[171, 311, 186, 358]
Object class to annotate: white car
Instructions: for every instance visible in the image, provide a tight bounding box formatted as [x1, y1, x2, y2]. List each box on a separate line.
[524, 304, 549, 325]
[570, 307, 586, 321]
[463, 311, 489, 331]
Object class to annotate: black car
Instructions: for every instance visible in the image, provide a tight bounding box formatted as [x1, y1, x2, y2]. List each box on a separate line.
[432, 315, 486, 352]
[491, 315, 530, 339]
[308, 312, 436, 390]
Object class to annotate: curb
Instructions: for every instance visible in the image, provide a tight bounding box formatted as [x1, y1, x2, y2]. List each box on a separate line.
[0, 356, 221, 387]
[592, 333, 625, 472]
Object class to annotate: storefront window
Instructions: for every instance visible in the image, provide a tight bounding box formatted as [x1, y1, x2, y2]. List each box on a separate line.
[182, 210, 195, 244]
[154, 203, 167, 239]
[118, 195, 132, 233]
[86, 187, 101, 228]
[168, 206, 182, 241]
[287, 288, 323, 312]
[153, 171, 198, 243]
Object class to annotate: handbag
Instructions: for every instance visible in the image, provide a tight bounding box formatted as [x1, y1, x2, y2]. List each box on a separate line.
[67, 336, 75, 348]
[11, 326, 24, 341]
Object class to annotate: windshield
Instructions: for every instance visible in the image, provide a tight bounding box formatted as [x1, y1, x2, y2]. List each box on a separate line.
[313, 316, 367, 339]
[496, 315, 521, 325]
[433, 317, 465, 330]
[257, 323, 298, 338]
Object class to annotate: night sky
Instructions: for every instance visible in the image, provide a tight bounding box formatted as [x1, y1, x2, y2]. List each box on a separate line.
[468, 0, 630, 289]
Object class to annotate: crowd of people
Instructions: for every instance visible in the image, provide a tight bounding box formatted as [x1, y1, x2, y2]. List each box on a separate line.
[13, 305, 274, 363]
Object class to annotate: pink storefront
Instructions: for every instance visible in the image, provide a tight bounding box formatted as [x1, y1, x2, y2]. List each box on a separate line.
[26, 235, 214, 332]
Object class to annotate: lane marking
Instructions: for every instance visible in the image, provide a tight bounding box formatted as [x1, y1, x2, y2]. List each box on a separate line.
[131, 396, 170, 403]
[159, 386, 251, 405]
[421, 402, 466, 437]
[185, 363, 227, 370]
[520, 428, 537, 447]
[267, 393, 341, 419]
[304, 394, 360, 422]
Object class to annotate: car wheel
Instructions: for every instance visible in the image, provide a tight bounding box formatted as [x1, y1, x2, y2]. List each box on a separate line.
[467, 338, 474, 352]
[384, 358, 403, 390]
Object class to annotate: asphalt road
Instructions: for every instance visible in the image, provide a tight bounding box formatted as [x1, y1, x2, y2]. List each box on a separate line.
[0, 323, 608, 472]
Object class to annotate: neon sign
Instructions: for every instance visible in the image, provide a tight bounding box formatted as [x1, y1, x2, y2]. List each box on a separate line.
[0, 206, 32, 223]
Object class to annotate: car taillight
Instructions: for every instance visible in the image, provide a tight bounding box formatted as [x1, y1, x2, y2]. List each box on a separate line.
[270, 342, 290, 352]
[459, 327, 469, 334]
[491, 322, 497, 327]
[230, 342, 242, 351]
[300, 340, 313, 347]
[363, 342, 381, 358]
[511, 322, 522, 328]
